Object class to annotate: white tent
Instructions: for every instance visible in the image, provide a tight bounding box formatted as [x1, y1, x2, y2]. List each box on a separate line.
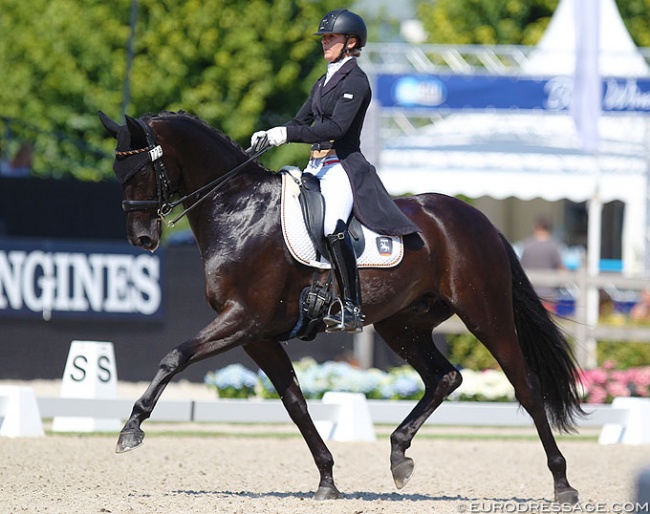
[376, 0, 650, 273]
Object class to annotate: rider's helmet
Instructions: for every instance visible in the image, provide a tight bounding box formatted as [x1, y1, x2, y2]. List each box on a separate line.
[314, 9, 367, 49]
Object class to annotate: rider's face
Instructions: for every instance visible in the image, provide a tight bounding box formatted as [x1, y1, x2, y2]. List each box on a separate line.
[321, 33, 355, 63]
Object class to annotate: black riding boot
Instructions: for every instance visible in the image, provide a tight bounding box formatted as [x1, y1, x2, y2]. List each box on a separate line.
[323, 220, 364, 333]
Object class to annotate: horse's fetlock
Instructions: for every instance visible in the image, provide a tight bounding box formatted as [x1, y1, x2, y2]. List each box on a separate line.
[548, 454, 567, 474]
[390, 431, 411, 451]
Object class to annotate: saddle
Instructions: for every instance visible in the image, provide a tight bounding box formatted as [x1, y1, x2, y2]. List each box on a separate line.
[278, 167, 403, 342]
[297, 171, 365, 260]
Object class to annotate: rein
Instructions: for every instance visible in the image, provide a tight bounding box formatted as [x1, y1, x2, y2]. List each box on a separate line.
[122, 120, 270, 227]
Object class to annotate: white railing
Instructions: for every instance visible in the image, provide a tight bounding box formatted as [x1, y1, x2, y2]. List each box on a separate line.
[2, 386, 647, 444]
[32, 394, 649, 445]
[361, 42, 650, 76]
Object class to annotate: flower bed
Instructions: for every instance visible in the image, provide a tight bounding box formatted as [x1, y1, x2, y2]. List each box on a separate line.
[205, 358, 515, 401]
[579, 361, 650, 404]
[205, 358, 650, 404]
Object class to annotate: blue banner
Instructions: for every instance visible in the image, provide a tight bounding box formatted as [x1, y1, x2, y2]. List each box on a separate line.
[375, 74, 650, 113]
[0, 239, 164, 321]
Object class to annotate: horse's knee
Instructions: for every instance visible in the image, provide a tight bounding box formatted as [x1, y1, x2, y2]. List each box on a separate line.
[432, 369, 462, 399]
[159, 347, 189, 374]
[445, 369, 462, 392]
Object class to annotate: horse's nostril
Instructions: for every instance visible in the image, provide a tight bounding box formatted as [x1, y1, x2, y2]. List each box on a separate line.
[138, 236, 153, 249]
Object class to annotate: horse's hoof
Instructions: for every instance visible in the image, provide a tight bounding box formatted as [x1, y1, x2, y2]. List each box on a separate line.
[116, 430, 145, 454]
[391, 457, 415, 489]
[555, 487, 579, 505]
[314, 485, 341, 501]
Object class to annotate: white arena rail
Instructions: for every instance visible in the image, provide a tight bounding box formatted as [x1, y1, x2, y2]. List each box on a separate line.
[28, 394, 649, 444]
[1, 388, 646, 443]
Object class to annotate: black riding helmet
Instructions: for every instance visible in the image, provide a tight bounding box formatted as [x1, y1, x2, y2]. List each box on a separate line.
[314, 9, 367, 49]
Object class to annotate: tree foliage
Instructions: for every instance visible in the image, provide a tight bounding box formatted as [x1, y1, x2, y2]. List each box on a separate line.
[416, 0, 650, 48]
[415, 0, 559, 45]
[3, 0, 650, 180]
[616, 0, 650, 47]
[0, 0, 340, 179]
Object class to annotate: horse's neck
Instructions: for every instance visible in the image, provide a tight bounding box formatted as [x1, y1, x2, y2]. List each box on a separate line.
[187, 168, 281, 254]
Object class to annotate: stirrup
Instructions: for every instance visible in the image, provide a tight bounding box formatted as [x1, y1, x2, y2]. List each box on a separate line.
[323, 298, 364, 333]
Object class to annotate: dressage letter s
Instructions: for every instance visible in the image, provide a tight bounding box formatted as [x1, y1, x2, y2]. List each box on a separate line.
[71, 355, 88, 382]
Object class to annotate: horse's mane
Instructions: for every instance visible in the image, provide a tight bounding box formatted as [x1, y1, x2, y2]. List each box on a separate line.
[144, 110, 252, 159]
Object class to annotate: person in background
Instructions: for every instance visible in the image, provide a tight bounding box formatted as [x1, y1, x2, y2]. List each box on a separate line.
[0, 141, 10, 175]
[0, 141, 33, 177]
[520, 215, 565, 311]
[9, 142, 33, 177]
[630, 288, 650, 322]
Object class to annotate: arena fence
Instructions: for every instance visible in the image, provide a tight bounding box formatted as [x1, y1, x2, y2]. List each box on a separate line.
[1, 384, 647, 444]
[28, 393, 650, 445]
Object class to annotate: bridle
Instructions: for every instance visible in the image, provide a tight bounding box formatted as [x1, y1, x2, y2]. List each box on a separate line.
[117, 120, 173, 218]
[118, 119, 270, 227]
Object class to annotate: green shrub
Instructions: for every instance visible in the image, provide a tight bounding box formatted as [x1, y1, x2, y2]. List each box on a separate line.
[597, 341, 650, 368]
[446, 333, 499, 370]
[446, 330, 650, 371]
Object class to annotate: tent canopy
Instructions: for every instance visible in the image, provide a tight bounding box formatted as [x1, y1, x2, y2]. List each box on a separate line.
[375, 0, 650, 272]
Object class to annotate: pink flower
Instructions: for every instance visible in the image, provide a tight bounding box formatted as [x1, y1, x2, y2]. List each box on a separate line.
[580, 366, 650, 403]
[586, 385, 608, 404]
[583, 368, 607, 385]
[606, 381, 630, 398]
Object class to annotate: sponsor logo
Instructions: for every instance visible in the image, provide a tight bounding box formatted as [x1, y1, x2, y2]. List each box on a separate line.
[0, 241, 163, 320]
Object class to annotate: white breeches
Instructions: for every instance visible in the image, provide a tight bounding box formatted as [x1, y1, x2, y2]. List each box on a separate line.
[305, 156, 354, 236]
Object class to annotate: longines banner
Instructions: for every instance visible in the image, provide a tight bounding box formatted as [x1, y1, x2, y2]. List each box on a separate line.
[375, 74, 650, 113]
[0, 240, 164, 321]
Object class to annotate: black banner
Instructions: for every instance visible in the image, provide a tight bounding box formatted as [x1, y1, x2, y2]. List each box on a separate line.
[0, 239, 164, 320]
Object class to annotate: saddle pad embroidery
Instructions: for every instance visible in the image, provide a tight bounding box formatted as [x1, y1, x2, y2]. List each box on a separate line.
[280, 172, 404, 270]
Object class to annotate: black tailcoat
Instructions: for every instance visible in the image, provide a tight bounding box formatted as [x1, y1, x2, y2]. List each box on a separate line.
[284, 59, 420, 236]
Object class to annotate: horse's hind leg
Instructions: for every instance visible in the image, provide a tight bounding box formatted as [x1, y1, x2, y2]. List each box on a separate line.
[473, 328, 579, 504]
[244, 340, 340, 501]
[374, 312, 462, 489]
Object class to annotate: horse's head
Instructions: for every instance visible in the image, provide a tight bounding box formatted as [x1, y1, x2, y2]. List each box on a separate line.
[99, 111, 173, 252]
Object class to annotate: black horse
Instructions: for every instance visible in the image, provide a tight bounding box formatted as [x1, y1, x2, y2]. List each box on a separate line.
[98, 110, 584, 504]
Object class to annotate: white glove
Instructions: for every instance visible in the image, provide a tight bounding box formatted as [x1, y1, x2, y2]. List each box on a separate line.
[266, 126, 287, 146]
[250, 130, 267, 148]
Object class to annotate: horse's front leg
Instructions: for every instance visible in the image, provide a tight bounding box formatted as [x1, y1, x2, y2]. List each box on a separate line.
[116, 305, 253, 453]
[244, 341, 340, 500]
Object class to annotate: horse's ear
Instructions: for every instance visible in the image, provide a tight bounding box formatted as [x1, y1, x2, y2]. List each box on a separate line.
[98, 110, 121, 139]
[125, 115, 148, 148]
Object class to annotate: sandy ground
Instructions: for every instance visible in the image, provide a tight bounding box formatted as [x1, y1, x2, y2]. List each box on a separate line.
[1, 381, 649, 514]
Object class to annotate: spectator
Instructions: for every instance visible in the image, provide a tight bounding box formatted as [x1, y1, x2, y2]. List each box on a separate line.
[630, 288, 650, 323]
[1, 141, 33, 177]
[520, 215, 565, 310]
[0, 142, 9, 175]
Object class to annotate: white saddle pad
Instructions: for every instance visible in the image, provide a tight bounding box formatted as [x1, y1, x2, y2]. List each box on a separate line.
[280, 171, 404, 270]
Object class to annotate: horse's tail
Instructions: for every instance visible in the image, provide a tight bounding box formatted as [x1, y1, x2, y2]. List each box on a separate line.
[500, 233, 586, 432]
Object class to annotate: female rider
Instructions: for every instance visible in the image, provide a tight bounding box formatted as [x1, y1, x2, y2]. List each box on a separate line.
[251, 9, 419, 333]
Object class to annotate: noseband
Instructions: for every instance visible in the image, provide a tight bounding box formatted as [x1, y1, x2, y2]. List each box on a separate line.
[118, 119, 270, 227]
